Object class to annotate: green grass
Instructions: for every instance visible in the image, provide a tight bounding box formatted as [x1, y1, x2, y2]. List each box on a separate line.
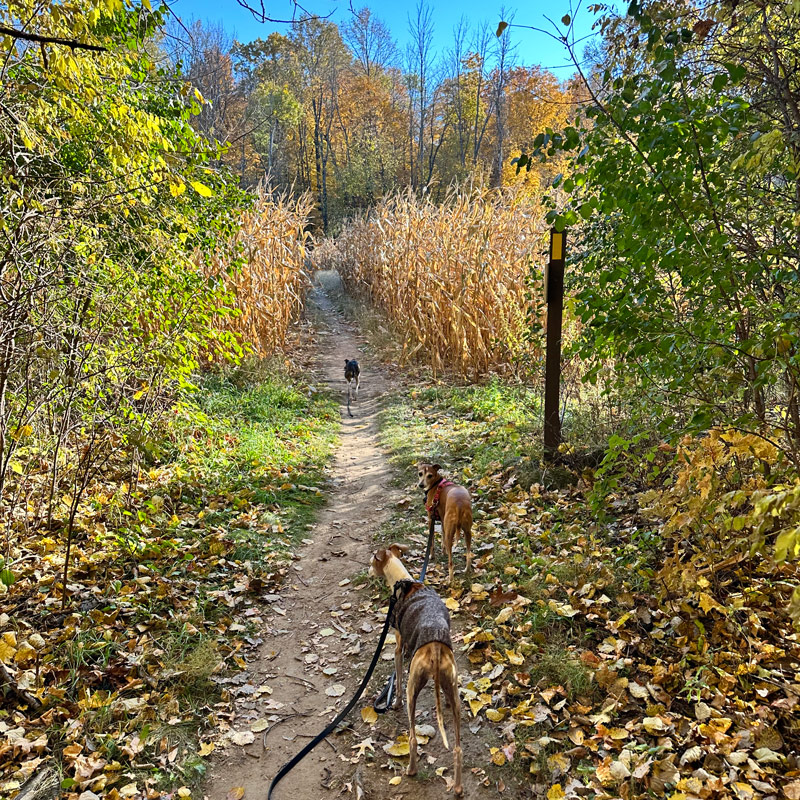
[161, 365, 339, 568]
[528, 644, 593, 700]
[380, 379, 543, 481]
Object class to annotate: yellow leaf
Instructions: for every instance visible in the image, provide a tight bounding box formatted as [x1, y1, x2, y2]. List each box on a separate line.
[490, 747, 506, 766]
[548, 752, 571, 774]
[361, 706, 378, 725]
[469, 698, 486, 717]
[698, 592, 722, 613]
[198, 741, 215, 757]
[547, 784, 565, 800]
[567, 727, 585, 745]
[14, 641, 36, 664]
[486, 708, 506, 722]
[0, 639, 17, 663]
[444, 597, 460, 611]
[389, 776, 402, 785]
[383, 736, 410, 757]
[226, 789, 245, 800]
[189, 180, 214, 197]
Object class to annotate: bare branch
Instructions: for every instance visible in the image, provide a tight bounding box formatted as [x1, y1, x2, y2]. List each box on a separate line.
[233, 0, 330, 24]
[0, 24, 106, 52]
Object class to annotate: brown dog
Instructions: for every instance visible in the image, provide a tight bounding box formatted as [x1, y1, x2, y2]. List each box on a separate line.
[417, 463, 473, 585]
[370, 544, 463, 797]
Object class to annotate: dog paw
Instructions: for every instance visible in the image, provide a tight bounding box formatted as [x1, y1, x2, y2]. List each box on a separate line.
[406, 765, 418, 777]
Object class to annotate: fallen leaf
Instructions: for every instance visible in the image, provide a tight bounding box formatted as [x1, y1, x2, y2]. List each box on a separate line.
[547, 784, 565, 800]
[784, 780, 800, 800]
[383, 736, 410, 757]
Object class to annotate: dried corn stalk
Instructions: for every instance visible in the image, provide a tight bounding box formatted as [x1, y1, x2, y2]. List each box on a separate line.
[206, 189, 313, 358]
[319, 188, 547, 377]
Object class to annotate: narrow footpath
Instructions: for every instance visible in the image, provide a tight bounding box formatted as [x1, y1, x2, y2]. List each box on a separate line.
[204, 278, 506, 800]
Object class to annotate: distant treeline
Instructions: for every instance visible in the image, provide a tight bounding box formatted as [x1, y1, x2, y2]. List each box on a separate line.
[165, 7, 582, 231]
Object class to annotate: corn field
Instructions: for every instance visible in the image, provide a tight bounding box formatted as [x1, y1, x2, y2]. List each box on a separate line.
[318, 189, 547, 377]
[208, 190, 314, 358]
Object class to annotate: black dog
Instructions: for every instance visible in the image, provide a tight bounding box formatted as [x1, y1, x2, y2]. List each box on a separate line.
[344, 359, 360, 417]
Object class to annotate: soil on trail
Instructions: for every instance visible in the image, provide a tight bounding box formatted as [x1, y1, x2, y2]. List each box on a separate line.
[204, 278, 504, 800]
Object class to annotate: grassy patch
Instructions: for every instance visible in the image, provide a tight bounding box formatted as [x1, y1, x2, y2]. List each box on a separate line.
[380, 379, 542, 479]
[528, 644, 593, 700]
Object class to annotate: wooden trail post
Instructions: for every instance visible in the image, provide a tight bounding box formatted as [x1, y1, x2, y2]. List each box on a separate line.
[544, 228, 566, 462]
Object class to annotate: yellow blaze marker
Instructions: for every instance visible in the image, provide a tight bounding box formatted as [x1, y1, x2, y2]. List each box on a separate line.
[551, 231, 564, 261]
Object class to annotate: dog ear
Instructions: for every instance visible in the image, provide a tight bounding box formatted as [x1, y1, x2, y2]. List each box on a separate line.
[389, 543, 409, 557]
[432, 464, 441, 472]
[344, 359, 349, 364]
[370, 549, 387, 575]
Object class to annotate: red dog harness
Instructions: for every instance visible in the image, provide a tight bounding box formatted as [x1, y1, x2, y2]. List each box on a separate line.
[425, 479, 453, 521]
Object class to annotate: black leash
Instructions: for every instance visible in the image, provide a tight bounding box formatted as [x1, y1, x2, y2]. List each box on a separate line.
[419, 512, 436, 582]
[268, 505, 437, 795]
[267, 591, 398, 800]
[373, 513, 436, 714]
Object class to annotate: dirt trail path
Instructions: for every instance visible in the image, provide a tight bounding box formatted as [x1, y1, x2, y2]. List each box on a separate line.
[204, 278, 503, 800]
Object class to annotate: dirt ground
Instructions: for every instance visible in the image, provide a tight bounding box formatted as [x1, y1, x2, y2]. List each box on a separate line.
[203, 278, 507, 800]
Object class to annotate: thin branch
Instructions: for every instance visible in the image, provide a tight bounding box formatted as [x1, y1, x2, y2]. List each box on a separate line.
[233, 0, 330, 24]
[0, 24, 106, 52]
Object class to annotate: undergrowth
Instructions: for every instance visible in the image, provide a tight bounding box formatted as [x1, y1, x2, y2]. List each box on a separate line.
[0, 364, 338, 798]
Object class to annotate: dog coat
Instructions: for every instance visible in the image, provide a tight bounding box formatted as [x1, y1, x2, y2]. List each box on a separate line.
[390, 582, 452, 661]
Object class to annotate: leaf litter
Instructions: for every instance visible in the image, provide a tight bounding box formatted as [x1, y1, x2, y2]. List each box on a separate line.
[376, 387, 800, 799]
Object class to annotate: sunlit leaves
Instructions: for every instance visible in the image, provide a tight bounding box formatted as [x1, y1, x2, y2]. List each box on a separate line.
[190, 180, 215, 197]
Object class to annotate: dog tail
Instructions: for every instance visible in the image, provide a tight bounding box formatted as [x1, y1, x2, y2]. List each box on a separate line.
[434, 650, 449, 750]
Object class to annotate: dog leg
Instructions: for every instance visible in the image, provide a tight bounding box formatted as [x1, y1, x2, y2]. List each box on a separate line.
[346, 378, 353, 417]
[463, 520, 473, 575]
[354, 374, 359, 400]
[405, 659, 428, 777]
[443, 657, 463, 798]
[393, 632, 403, 711]
[443, 522, 456, 586]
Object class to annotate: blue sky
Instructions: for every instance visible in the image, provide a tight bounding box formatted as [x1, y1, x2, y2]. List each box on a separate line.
[167, 0, 602, 74]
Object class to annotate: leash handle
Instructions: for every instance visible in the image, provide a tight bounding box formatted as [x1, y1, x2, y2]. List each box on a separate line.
[374, 516, 436, 714]
[267, 594, 397, 800]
